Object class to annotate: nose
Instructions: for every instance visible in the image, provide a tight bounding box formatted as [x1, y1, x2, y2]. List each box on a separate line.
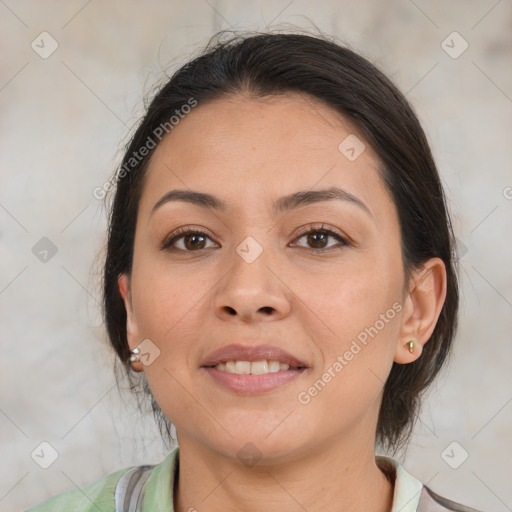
[213, 244, 292, 323]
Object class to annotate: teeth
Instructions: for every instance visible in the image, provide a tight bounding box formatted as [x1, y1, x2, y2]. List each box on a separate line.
[235, 361, 251, 374]
[214, 360, 294, 374]
[251, 360, 268, 375]
[269, 360, 280, 372]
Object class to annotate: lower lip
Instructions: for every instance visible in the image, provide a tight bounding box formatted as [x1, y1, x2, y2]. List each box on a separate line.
[201, 367, 307, 394]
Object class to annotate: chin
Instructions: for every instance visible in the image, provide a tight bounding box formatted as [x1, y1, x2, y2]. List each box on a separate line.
[189, 420, 309, 465]
[211, 437, 305, 468]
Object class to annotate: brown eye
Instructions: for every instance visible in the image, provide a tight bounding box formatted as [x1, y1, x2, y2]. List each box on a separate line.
[306, 232, 329, 249]
[183, 233, 207, 250]
[161, 228, 219, 252]
[292, 225, 349, 251]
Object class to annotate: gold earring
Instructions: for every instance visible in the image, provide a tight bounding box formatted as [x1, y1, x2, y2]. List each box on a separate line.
[408, 340, 415, 353]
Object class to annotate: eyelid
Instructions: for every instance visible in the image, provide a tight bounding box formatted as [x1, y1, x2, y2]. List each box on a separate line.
[159, 225, 219, 250]
[160, 222, 352, 252]
[292, 223, 352, 246]
[294, 222, 341, 238]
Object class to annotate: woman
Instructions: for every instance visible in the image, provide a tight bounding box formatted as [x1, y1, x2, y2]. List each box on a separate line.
[27, 31, 481, 512]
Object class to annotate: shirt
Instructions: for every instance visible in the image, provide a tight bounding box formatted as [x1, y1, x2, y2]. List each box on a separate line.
[25, 447, 482, 511]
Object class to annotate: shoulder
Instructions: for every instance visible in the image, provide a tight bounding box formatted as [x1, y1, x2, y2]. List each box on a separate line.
[25, 465, 135, 512]
[25, 448, 179, 512]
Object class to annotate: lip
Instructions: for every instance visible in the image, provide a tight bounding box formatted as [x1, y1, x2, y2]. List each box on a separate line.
[200, 343, 310, 395]
[202, 367, 307, 394]
[200, 343, 309, 368]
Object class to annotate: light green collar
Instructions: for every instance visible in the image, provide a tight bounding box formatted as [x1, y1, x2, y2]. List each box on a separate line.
[141, 447, 179, 511]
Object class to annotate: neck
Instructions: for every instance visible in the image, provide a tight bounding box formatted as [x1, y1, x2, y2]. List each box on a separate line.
[173, 436, 394, 512]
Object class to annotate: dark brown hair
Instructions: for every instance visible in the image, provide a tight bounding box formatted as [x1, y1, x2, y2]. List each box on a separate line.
[103, 31, 459, 452]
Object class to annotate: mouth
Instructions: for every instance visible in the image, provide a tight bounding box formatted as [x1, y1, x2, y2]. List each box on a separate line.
[200, 343, 309, 394]
[200, 343, 308, 371]
[207, 359, 302, 374]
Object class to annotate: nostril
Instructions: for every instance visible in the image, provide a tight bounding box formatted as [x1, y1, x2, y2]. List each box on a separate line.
[222, 306, 274, 316]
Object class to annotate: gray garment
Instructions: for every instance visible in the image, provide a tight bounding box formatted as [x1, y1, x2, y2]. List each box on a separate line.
[114, 466, 154, 512]
[418, 487, 482, 512]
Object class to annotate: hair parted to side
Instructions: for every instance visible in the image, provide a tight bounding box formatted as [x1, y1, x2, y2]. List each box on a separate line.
[102, 30, 459, 453]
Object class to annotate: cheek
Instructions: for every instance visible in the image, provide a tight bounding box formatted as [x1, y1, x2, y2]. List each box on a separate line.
[290, 250, 404, 418]
[129, 257, 210, 419]
[291, 264, 403, 434]
[290, 248, 404, 350]
[130, 253, 209, 356]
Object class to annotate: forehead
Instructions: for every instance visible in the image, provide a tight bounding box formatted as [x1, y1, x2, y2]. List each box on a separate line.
[138, 92, 389, 217]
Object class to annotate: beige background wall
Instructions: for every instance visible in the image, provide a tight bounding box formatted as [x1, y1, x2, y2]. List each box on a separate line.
[1, 1, 511, 511]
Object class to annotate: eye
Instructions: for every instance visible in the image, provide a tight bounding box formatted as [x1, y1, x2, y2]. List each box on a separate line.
[160, 224, 349, 253]
[160, 227, 219, 252]
[291, 224, 349, 251]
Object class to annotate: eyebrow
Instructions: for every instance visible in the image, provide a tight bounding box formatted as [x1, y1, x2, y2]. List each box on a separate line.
[150, 186, 371, 217]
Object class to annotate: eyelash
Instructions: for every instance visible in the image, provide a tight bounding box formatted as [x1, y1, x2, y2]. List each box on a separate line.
[293, 224, 350, 251]
[160, 223, 350, 253]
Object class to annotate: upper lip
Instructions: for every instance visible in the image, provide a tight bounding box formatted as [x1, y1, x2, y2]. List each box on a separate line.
[201, 344, 308, 368]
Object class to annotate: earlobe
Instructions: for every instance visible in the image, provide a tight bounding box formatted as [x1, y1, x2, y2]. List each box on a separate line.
[394, 337, 422, 364]
[394, 258, 447, 365]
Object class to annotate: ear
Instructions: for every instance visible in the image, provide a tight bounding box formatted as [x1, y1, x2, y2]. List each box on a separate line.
[118, 273, 141, 351]
[394, 257, 447, 364]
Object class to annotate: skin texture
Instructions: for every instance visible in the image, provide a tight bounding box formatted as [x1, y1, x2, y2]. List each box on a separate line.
[118, 92, 447, 512]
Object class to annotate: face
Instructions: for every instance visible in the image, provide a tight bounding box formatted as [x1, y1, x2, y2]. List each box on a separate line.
[120, 92, 411, 464]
